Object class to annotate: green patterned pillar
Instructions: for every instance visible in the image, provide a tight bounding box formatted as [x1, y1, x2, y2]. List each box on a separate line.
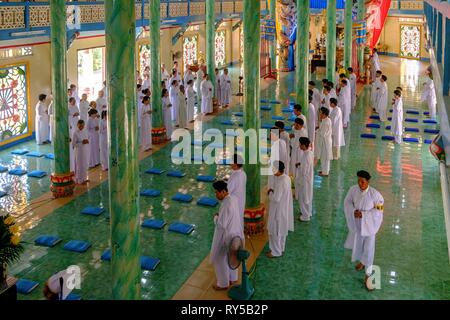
[243, 0, 262, 214]
[105, 0, 141, 300]
[296, 0, 309, 116]
[326, 0, 336, 80]
[50, 0, 75, 198]
[344, 0, 353, 69]
[206, 0, 215, 96]
[150, 0, 166, 144]
[357, 0, 365, 75]
[269, 0, 276, 70]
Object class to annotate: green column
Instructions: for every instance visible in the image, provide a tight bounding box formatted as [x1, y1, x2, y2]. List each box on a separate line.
[344, 0, 353, 69]
[50, 0, 70, 175]
[357, 0, 365, 75]
[326, 0, 336, 80]
[150, 0, 163, 128]
[296, 0, 309, 116]
[269, 0, 276, 70]
[243, 0, 261, 208]
[206, 0, 215, 95]
[105, 0, 141, 300]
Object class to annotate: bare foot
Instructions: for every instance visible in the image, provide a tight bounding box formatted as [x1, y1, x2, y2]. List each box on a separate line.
[212, 284, 229, 291]
[355, 262, 365, 271]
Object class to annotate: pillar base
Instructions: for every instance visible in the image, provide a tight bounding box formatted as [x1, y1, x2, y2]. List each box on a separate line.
[244, 204, 266, 236]
[152, 127, 167, 144]
[50, 172, 75, 198]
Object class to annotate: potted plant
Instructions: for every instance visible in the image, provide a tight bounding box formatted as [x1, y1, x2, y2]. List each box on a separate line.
[0, 215, 24, 289]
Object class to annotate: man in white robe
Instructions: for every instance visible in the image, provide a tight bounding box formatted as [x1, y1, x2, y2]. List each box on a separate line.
[72, 120, 90, 184]
[293, 104, 307, 133]
[169, 70, 182, 89]
[289, 117, 308, 156]
[161, 64, 170, 88]
[99, 111, 109, 171]
[177, 85, 187, 129]
[376, 75, 388, 122]
[421, 70, 437, 120]
[35, 94, 50, 145]
[309, 81, 322, 127]
[96, 90, 108, 112]
[344, 170, 384, 290]
[210, 180, 244, 290]
[270, 128, 289, 176]
[79, 93, 90, 123]
[201, 74, 214, 114]
[87, 109, 100, 168]
[329, 98, 345, 160]
[184, 68, 195, 88]
[391, 89, 403, 144]
[347, 67, 357, 109]
[307, 95, 317, 147]
[227, 155, 247, 230]
[321, 85, 333, 111]
[370, 49, 381, 83]
[371, 71, 382, 111]
[338, 79, 352, 128]
[195, 64, 205, 101]
[140, 95, 152, 151]
[162, 89, 173, 140]
[220, 68, 232, 107]
[292, 137, 314, 221]
[70, 84, 80, 106]
[169, 80, 180, 124]
[314, 107, 333, 176]
[68, 97, 80, 135]
[186, 80, 196, 122]
[266, 161, 294, 258]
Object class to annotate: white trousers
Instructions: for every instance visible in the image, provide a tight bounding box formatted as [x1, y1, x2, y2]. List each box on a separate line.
[428, 100, 436, 120]
[332, 146, 341, 160]
[320, 159, 330, 175]
[394, 134, 402, 144]
[269, 234, 286, 257]
[299, 197, 312, 219]
[213, 253, 238, 288]
[353, 233, 376, 276]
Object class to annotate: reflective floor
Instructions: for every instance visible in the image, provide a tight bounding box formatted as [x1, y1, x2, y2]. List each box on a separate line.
[2, 57, 449, 299]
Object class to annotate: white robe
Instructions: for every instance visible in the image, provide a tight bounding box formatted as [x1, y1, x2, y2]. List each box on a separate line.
[338, 85, 351, 127]
[79, 100, 90, 123]
[391, 98, 403, 143]
[371, 77, 381, 109]
[227, 169, 247, 229]
[35, 101, 49, 144]
[311, 88, 322, 127]
[169, 85, 180, 123]
[292, 148, 314, 218]
[140, 102, 152, 150]
[344, 185, 384, 275]
[376, 81, 388, 121]
[270, 139, 289, 176]
[315, 117, 333, 161]
[186, 85, 196, 122]
[290, 127, 308, 154]
[68, 104, 80, 134]
[177, 92, 187, 129]
[96, 96, 108, 112]
[421, 78, 437, 119]
[99, 118, 108, 171]
[72, 128, 90, 184]
[48, 101, 54, 143]
[215, 74, 222, 105]
[162, 96, 173, 139]
[321, 93, 332, 110]
[184, 72, 195, 87]
[169, 74, 182, 87]
[307, 103, 316, 145]
[201, 80, 214, 113]
[210, 195, 244, 288]
[220, 74, 232, 106]
[161, 69, 170, 88]
[87, 117, 100, 167]
[330, 107, 345, 147]
[195, 68, 204, 98]
[349, 73, 357, 108]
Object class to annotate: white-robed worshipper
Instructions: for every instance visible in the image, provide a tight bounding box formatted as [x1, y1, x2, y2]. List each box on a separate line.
[227, 154, 247, 229]
[169, 79, 180, 124]
[210, 180, 244, 290]
[184, 67, 195, 87]
[391, 89, 404, 144]
[173, 61, 179, 73]
[48, 97, 54, 143]
[162, 88, 173, 140]
[220, 68, 232, 107]
[142, 73, 150, 91]
[99, 110, 108, 171]
[371, 70, 382, 111]
[177, 85, 188, 129]
[186, 79, 196, 123]
[315, 107, 333, 177]
[79, 93, 90, 123]
[101, 81, 107, 99]
[35, 94, 50, 145]
[329, 98, 345, 160]
[161, 64, 170, 88]
[307, 95, 317, 147]
[344, 170, 384, 290]
[289, 118, 308, 156]
[270, 127, 290, 176]
[376, 75, 389, 122]
[43, 268, 77, 300]
[275, 121, 291, 159]
[169, 69, 182, 88]
[370, 48, 381, 82]
[215, 68, 222, 106]
[292, 137, 314, 222]
[347, 67, 357, 109]
[293, 104, 308, 133]
[421, 68, 437, 120]
[72, 120, 90, 184]
[136, 85, 145, 129]
[266, 161, 294, 258]
[140, 95, 153, 151]
[70, 84, 80, 106]
[201, 73, 214, 114]
[87, 109, 100, 168]
[327, 81, 338, 99]
[68, 97, 80, 135]
[96, 90, 108, 112]
[195, 63, 205, 100]
[309, 81, 322, 127]
[321, 85, 333, 111]
[338, 79, 352, 128]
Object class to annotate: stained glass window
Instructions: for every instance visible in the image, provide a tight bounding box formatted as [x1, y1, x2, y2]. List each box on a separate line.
[400, 25, 421, 59]
[183, 35, 198, 72]
[139, 44, 151, 79]
[0, 64, 29, 145]
[240, 27, 244, 62]
[215, 30, 226, 67]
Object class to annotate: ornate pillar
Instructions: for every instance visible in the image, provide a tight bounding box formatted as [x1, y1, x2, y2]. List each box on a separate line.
[50, 0, 75, 198]
[150, 0, 166, 143]
[326, 0, 337, 81]
[206, 0, 215, 99]
[344, 0, 353, 69]
[357, 0, 365, 75]
[243, 0, 265, 236]
[269, 0, 277, 70]
[296, 0, 309, 116]
[105, 0, 141, 300]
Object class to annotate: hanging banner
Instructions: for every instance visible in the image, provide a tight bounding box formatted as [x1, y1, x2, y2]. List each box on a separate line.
[365, 0, 392, 50]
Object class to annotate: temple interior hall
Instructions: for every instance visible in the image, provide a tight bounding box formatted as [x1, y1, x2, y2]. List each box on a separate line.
[0, 0, 449, 301]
